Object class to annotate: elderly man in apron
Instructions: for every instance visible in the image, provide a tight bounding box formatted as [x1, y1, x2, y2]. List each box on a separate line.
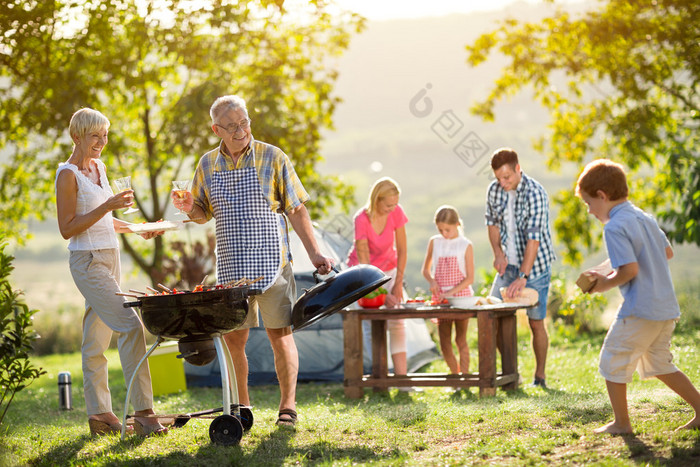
[172, 95, 334, 428]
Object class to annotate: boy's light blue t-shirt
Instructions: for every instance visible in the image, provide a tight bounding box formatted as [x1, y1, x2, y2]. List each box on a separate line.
[604, 201, 680, 320]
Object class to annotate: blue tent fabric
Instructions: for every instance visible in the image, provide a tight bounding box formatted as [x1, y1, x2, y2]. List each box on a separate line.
[184, 311, 439, 387]
[184, 312, 351, 387]
[247, 312, 350, 385]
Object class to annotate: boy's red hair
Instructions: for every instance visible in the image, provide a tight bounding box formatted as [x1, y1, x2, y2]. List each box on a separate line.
[576, 159, 629, 200]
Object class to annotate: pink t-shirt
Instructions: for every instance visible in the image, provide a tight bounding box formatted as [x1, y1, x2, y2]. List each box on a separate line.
[347, 204, 408, 271]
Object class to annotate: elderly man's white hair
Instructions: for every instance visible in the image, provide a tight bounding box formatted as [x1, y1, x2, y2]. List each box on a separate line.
[210, 95, 249, 123]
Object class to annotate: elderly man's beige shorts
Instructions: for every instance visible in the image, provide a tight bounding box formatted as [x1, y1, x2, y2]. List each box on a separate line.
[599, 316, 679, 384]
[238, 263, 296, 330]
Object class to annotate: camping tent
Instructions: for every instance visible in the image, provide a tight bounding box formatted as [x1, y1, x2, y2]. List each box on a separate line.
[184, 225, 439, 387]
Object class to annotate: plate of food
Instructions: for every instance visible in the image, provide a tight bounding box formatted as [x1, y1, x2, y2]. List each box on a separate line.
[127, 220, 182, 233]
[447, 296, 480, 308]
[474, 296, 503, 306]
[403, 298, 427, 309]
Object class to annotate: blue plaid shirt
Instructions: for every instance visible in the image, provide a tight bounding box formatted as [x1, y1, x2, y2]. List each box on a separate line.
[485, 172, 555, 278]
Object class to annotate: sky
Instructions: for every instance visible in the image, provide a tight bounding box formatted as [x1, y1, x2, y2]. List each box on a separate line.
[330, 0, 542, 20]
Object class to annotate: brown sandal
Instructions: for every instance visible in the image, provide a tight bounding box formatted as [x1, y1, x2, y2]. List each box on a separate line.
[276, 408, 297, 428]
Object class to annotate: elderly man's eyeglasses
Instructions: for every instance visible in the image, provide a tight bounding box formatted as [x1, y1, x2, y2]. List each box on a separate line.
[214, 118, 251, 134]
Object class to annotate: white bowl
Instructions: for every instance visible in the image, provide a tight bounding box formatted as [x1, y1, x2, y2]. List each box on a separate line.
[447, 296, 479, 308]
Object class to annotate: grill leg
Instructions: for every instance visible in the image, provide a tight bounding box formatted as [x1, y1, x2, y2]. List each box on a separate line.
[221, 337, 241, 418]
[122, 336, 164, 440]
[213, 334, 239, 417]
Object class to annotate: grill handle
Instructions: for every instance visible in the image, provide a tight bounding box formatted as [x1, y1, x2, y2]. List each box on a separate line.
[312, 266, 339, 284]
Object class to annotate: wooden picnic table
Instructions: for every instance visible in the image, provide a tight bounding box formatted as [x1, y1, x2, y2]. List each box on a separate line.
[342, 302, 533, 397]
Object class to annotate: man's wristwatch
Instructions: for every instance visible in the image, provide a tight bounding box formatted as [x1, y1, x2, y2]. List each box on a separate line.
[519, 271, 529, 280]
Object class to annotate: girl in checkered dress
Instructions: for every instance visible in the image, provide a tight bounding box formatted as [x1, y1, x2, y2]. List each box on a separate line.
[421, 205, 475, 374]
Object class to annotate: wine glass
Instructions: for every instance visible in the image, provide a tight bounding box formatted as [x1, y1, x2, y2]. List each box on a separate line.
[113, 176, 139, 214]
[172, 180, 191, 215]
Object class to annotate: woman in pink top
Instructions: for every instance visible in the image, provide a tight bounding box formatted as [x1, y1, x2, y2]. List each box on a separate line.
[348, 177, 408, 376]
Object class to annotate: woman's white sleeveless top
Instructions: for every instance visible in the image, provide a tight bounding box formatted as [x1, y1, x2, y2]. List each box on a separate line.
[56, 160, 118, 251]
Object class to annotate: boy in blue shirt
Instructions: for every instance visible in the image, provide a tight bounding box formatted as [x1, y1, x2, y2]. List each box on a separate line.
[577, 159, 700, 434]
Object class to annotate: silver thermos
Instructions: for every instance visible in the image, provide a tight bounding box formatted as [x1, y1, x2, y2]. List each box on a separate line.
[58, 371, 72, 410]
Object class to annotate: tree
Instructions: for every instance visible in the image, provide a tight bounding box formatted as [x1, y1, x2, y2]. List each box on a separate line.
[466, 0, 700, 265]
[0, 0, 363, 284]
[0, 242, 46, 426]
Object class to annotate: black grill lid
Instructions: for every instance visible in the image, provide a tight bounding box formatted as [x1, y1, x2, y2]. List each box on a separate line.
[292, 264, 390, 331]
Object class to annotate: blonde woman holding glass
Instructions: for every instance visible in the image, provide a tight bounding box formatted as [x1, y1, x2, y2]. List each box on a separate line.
[55, 107, 166, 437]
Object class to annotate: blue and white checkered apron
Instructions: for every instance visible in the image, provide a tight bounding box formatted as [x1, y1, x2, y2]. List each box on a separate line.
[211, 164, 282, 292]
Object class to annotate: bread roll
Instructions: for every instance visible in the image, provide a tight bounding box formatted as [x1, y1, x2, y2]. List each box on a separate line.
[499, 287, 538, 305]
[576, 273, 596, 293]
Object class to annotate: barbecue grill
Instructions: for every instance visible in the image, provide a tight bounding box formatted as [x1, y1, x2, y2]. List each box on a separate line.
[119, 264, 389, 445]
[121, 285, 259, 445]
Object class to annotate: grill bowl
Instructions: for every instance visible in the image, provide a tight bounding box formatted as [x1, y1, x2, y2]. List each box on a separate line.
[126, 287, 256, 339]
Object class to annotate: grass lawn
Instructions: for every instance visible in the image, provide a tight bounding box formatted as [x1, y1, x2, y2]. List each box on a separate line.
[1, 329, 699, 466]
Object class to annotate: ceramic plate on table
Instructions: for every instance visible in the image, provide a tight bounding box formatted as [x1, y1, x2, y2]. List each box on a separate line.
[447, 296, 480, 308]
[403, 301, 426, 309]
[127, 221, 182, 233]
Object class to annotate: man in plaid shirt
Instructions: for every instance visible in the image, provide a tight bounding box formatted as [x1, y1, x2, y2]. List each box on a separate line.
[172, 95, 333, 428]
[485, 148, 555, 389]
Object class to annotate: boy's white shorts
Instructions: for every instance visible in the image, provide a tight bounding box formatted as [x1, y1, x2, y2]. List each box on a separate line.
[599, 316, 679, 384]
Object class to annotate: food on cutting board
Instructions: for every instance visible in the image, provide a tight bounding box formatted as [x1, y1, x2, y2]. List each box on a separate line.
[499, 287, 538, 305]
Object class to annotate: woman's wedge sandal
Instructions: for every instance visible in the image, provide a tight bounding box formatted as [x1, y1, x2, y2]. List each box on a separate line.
[133, 419, 168, 437]
[89, 419, 130, 436]
[276, 409, 297, 428]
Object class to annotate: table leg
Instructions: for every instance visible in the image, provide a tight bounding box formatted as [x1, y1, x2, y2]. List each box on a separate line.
[500, 313, 519, 390]
[343, 312, 363, 399]
[371, 319, 388, 394]
[477, 311, 497, 397]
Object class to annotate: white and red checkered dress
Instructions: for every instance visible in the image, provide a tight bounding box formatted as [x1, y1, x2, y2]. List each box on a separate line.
[430, 234, 474, 300]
